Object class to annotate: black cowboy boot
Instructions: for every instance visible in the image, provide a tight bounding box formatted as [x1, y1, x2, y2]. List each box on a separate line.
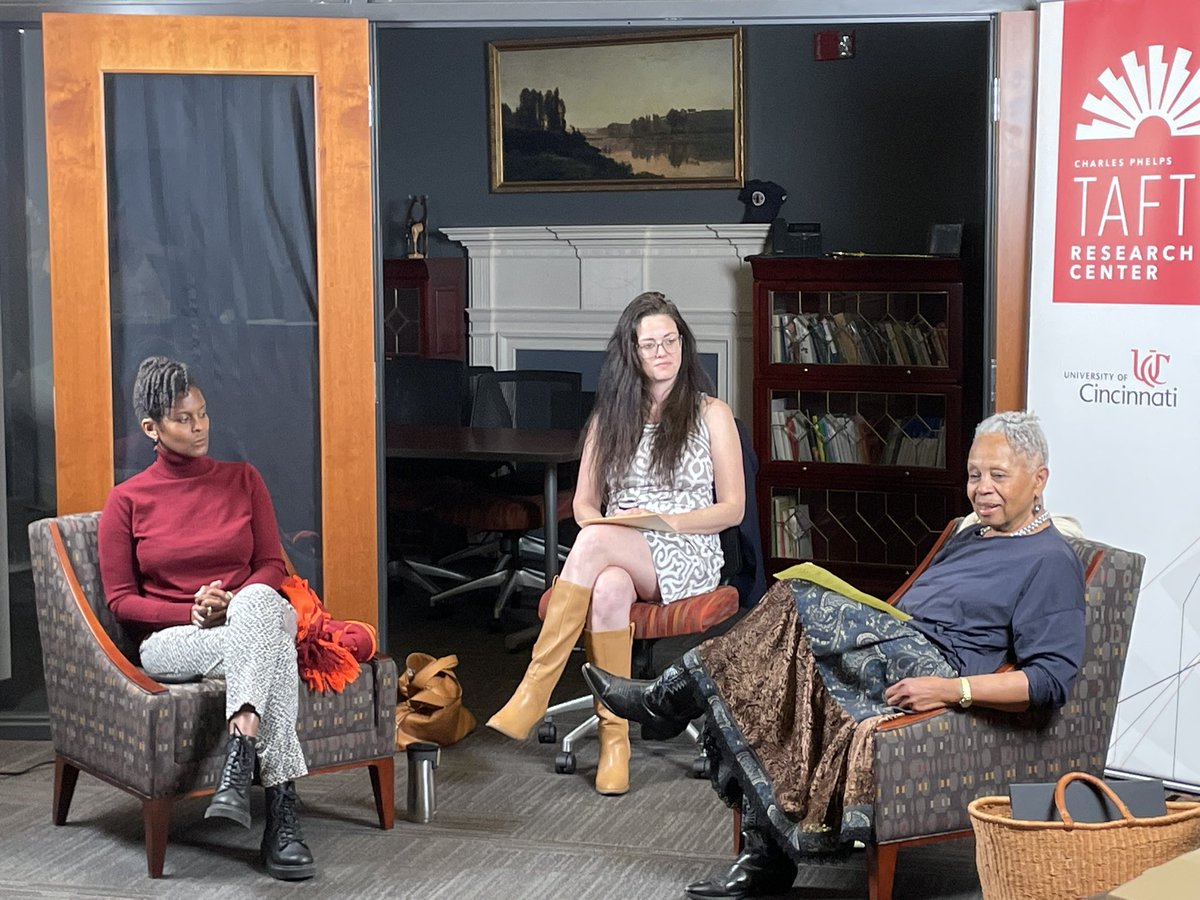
[204, 728, 256, 828]
[685, 828, 798, 899]
[581, 660, 704, 741]
[261, 780, 316, 881]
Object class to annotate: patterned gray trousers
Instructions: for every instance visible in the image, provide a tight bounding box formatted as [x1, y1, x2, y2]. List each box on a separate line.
[139, 583, 309, 787]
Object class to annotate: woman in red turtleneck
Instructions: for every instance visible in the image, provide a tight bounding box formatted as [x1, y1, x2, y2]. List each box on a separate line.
[98, 356, 314, 881]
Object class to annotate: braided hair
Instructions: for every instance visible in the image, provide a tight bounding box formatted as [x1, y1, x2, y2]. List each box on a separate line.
[132, 356, 197, 422]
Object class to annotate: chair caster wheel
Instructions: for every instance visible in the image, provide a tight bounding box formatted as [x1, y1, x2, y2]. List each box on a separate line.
[555, 751, 576, 775]
[691, 755, 712, 779]
[537, 722, 557, 744]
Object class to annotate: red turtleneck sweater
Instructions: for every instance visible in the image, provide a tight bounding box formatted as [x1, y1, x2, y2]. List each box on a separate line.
[98, 445, 287, 640]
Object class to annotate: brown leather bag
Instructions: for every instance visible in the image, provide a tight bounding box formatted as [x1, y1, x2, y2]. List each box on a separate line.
[395, 652, 477, 750]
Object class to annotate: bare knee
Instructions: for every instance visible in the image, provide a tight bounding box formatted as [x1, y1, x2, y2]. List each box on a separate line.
[566, 523, 612, 560]
[562, 524, 638, 585]
[589, 567, 635, 631]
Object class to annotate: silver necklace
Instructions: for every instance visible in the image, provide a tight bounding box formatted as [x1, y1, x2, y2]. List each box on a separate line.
[979, 508, 1052, 537]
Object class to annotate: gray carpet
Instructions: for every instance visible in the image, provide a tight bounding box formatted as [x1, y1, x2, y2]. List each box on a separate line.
[0, 580, 984, 898]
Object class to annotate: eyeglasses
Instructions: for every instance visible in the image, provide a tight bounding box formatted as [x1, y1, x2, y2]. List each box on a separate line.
[637, 334, 681, 357]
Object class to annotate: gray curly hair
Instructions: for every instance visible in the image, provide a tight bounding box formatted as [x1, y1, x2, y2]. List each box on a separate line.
[974, 410, 1048, 469]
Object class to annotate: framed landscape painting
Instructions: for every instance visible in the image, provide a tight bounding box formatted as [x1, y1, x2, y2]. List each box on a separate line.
[488, 29, 744, 192]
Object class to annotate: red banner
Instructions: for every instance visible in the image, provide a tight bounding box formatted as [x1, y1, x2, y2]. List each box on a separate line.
[1054, 0, 1200, 303]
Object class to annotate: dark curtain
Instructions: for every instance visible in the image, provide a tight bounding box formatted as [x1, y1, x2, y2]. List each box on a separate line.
[105, 74, 322, 586]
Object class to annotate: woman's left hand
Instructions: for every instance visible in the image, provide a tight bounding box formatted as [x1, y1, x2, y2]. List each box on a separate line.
[885, 676, 956, 712]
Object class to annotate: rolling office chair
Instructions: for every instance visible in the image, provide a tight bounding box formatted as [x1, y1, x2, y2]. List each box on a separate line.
[428, 370, 583, 622]
[383, 356, 474, 592]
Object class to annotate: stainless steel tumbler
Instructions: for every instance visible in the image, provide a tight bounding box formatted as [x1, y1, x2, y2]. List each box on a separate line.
[405, 741, 440, 823]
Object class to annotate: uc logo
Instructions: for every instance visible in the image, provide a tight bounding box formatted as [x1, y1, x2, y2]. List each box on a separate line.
[1131, 349, 1170, 387]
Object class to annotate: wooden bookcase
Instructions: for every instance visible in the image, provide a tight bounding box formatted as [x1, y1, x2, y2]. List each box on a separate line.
[750, 255, 970, 598]
[382, 258, 466, 359]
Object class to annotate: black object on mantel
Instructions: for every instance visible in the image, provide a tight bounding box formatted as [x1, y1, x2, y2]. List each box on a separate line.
[768, 219, 822, 257]
[738, 179, 788, 223]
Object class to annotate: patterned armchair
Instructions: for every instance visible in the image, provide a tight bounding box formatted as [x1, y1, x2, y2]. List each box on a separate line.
[863, 520, 1145, 900]
[28, 513, 398, 878]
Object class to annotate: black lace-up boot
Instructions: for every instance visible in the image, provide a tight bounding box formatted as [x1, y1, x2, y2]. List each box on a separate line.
[204, 728, 256, 828]
[581, 660, 705, 741]
[261, 781, 316, 881]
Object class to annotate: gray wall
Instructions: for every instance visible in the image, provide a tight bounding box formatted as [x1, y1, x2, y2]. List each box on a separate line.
[376, 22, 991, 259]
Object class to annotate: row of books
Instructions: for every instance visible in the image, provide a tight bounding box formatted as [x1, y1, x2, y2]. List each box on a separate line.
[771, 497, 814, 560]
[773, 312, 949, 368]
[886, 416, 946, 468]
[770, 409, 875, 464]
[770, 405, 946, 468]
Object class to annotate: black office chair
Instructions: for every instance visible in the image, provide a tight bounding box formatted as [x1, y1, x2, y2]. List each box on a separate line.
[384, 356, 466, 427]
[383, 356, 473, 592]
[428, 370, 583, 622]
[464, 364, 495, 418]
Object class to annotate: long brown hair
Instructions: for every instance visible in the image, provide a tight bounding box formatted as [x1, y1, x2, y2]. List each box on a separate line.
[588, 291, 712, 501]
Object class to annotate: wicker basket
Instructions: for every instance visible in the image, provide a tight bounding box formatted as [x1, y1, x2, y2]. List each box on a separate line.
[968, 773, 1200, 900]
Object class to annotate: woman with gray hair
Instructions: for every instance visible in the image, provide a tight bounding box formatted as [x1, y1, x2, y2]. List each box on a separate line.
[583, 410, 1085, 900]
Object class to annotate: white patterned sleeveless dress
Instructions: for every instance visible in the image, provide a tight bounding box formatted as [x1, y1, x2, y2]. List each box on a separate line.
[606, 410, 724, 604]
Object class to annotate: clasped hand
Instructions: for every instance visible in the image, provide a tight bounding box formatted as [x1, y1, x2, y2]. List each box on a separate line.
[884, 676, 956, 713]
[191, 580, 233, 628]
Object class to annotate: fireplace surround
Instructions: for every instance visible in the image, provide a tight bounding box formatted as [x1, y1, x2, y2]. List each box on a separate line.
[440, 223, 769, 417]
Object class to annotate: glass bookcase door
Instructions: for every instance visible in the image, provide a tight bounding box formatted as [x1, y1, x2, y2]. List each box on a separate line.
[751, 256, 966, 599]
[768, 389, 949, 468]
[768, 289, 951, 370]
[768, 484, 958, 592]
[383, 285, 421, 357]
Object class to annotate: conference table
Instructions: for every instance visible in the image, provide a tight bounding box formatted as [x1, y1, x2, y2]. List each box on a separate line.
[385, 424, 582, 588]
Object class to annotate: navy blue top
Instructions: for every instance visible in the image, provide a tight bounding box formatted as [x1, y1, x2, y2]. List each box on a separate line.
[895, 524, 1086, 708]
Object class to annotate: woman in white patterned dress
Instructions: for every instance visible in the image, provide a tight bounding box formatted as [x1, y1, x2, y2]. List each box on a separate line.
[488, 291, 744, 796]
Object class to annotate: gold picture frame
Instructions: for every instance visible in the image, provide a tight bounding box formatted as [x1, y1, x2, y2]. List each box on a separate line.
[488, 29, 744, 193]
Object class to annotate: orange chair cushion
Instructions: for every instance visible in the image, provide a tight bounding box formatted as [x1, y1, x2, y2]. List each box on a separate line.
[538, 584, 739, 641]
[438, 487, 574, 533]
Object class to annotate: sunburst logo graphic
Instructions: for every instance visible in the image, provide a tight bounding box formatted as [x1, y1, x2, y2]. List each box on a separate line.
[1076, 45, 1200, 140]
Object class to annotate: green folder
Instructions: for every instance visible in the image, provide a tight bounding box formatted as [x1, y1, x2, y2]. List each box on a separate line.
[773, 562, 912, 621]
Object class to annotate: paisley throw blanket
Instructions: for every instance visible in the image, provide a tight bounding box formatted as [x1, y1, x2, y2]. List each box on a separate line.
[686, 579, 955, 856]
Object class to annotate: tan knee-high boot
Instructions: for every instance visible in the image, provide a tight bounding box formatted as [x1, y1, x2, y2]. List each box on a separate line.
[487, 579, 592, 740]
[585, 623, 635, 795]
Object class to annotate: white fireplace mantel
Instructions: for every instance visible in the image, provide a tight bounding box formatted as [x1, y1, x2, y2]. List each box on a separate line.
[440, 223, 769, 417]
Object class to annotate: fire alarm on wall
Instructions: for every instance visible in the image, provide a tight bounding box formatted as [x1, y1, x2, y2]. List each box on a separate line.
[814, 30, 856, 61]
